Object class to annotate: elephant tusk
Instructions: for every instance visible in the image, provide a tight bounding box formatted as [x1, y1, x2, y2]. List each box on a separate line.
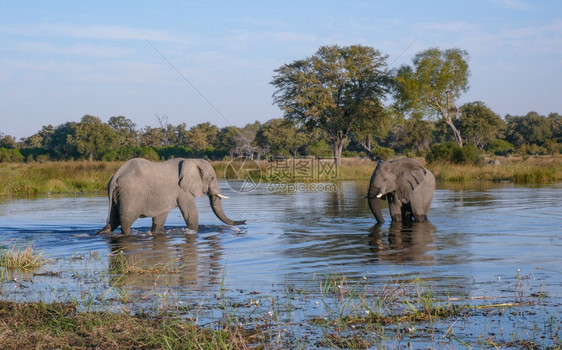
[216, 194, 229, 199]
[376, 193, 383, 198]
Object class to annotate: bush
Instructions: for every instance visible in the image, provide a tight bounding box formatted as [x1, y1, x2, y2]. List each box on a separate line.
[486, 139, 514, 156]
[371, 146, 395, 160]
[342, 150, 362, 157]
[519, 144, 547, 156]
[0, 148, 24, 163]
[426, 142, 482, 165]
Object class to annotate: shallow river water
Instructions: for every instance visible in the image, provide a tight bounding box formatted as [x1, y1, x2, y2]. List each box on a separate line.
[0, 180, 560, 348]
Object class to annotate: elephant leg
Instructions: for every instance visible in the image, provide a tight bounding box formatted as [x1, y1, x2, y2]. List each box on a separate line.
[120, 219, 133, 235]
[401, 203, 414, 222]
[178, 196, 199, 232]
[151, 212, 169, 233]
[389, 200, 402, 222]
[414, 214, 428, 222]
[118, 204, 136, 235]
[98, 202, 120, 234]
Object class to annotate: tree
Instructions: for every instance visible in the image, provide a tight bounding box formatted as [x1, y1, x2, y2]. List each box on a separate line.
[232, 121, 262, 159]
[256, 118, 309, 156]
[394, 47, 470, 147]
[457, 101, 505, 149]
[140, 126, 165, 148]
[271, 44, 391, 164]
[0, 133, 17, 149]
[505, 112, 552, 147]
[352, 107, 393, 160]
[548, 113, 562, 143]
[48, 122, 79, 159]
[108, 116, 139, 148]
[387, 112, 434, 153]
[23, 125, 55, 149]
[67, 115, 118, 161]
[216, 126, 241, 158]
[186, 122, 219, 153]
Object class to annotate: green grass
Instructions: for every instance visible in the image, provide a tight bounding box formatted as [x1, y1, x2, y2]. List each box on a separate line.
[0, 161, 121, 195]
[0, 300, 254, 349]
[0, 156, 561, 195]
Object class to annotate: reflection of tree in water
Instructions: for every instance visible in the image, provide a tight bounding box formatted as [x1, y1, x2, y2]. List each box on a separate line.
[106, 230, 223, 291]
[369, 221, 436, 265]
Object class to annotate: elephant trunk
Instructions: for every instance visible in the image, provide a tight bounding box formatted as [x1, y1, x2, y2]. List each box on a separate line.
[209, 195, 246, 226]
[367, 186, 385, 224]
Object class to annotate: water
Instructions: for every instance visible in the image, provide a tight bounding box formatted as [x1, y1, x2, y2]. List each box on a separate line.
[1, 181, 561, 347]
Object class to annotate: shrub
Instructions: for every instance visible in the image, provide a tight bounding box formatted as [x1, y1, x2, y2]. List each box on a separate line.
[0, 148, 24, 163]
[371, 146, 395, 160]
[426, 142, 482, 165]
[519, 144, 547, 156]
[486, 139, 514, 156]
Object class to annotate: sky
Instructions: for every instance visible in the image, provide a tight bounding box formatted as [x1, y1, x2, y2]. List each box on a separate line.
[1, 0, 561, 139]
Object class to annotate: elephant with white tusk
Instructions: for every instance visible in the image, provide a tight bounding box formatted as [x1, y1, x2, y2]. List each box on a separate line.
[365, 158, 435, 223]
[98, 158, 245, 234]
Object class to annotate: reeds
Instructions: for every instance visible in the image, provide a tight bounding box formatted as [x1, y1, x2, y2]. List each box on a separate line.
[0, 156, 560, 195]
[0, 244, 48, 271]
[0, 300, 253, 349]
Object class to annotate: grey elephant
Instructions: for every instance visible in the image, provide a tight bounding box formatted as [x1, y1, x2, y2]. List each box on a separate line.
[98, 158, 245, 234]
[365, 158, 435, 223]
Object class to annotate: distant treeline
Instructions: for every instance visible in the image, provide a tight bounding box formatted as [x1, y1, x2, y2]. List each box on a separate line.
[0, 107, 561, 164]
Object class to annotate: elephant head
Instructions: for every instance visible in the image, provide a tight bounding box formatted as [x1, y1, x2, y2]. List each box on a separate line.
[179, 159, 245, 227]
[366, 158, 428, 223]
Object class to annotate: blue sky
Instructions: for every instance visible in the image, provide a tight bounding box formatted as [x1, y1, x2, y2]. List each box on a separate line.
[1, 0, 561, 139]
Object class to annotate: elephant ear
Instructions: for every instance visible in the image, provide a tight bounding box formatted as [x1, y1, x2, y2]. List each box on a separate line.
[395, 161, 427, 203]
[179, 160, 205, 198]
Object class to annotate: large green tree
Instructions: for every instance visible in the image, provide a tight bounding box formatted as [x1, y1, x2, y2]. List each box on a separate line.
[67, 115, 118, 161]
[505, 112, 552, 147]
[271, 44, 391, 164]
[394, 47, 470, 147]
[108, 116, 139, 148]
[457, 101, 505, 149]
[186, 122, 219, 153]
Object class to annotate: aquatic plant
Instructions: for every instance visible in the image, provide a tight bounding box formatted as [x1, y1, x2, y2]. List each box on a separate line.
[0, 244, 48, 271]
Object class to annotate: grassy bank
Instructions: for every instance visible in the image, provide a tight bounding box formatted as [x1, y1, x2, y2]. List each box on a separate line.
[0, 301, 253, 349]
[0, 156, 561, 195]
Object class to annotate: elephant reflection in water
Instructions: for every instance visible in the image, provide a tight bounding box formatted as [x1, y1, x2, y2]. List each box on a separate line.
[368, 221, 436, 264]
[107, 232, 223, 291]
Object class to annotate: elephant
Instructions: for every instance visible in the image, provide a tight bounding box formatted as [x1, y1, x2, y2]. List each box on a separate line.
[365, 158, 435, 223]
[98, 158, 245, 234]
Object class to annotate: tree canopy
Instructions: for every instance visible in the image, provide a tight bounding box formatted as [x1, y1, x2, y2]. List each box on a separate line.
[394, 47, 470, 146]
[2, 45, 561, 164]
[271, 44, 392, 164]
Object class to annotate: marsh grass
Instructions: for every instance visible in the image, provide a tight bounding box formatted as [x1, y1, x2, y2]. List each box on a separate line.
[0, 244, 49, 271]
[0, 267, 558, 349]
[429, 159, 562, 183]
[0, 156, 560, 194]
[0, 161, 121, 195]
[108, 250, 180, 276]
[0, 300, 254, 350]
